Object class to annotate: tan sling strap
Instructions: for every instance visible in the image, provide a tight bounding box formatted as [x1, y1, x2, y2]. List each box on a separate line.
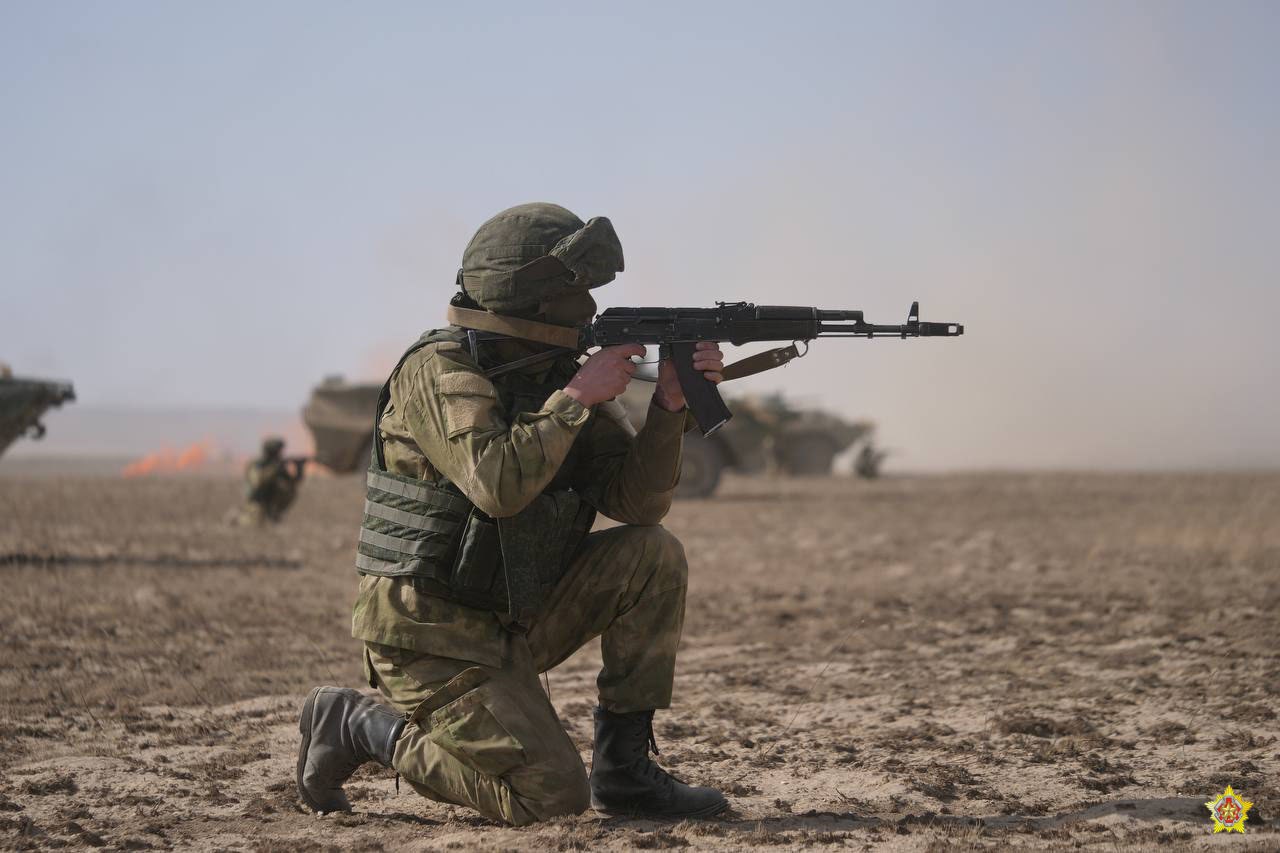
[446, 304, 581, 350]
[720, 344, 803, 382]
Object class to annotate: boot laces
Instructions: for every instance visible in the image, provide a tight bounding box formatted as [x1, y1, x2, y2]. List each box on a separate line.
[635, 716, 680, 793]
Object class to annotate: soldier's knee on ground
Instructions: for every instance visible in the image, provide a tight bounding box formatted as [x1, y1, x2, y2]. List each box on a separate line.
[491, 712, 591, 825]
[507, 765, 591, 825]
[396, 723, 589, 826]
[389, 667, 592, 827]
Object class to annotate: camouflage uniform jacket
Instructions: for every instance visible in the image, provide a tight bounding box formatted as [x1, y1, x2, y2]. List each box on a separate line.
[351, 336, 689, 667]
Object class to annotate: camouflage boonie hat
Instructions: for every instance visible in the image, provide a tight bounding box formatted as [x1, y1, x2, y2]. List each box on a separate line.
[457, 203, 624, 316]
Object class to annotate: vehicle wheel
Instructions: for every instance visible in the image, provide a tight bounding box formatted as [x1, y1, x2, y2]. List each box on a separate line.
[776, 435, 838, 476]
[675, 437, 724, 498]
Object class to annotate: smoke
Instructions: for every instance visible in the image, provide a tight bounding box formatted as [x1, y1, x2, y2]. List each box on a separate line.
[4, 3, 1276, 471]
[606, 9, 1280, 471]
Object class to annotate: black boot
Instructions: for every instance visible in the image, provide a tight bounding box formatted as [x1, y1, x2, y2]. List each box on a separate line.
[296, 687, 405, 813]
[589, 707, 728, 818]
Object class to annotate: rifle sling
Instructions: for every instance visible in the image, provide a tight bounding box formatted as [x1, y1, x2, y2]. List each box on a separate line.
[721, 344, 801, 382]
[484, 348, 576, 380]
[446, 305, 581, 350]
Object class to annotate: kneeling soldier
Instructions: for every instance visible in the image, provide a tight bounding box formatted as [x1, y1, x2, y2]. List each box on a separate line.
[238, 437, 305, 524]
[296, 203, 728, 824]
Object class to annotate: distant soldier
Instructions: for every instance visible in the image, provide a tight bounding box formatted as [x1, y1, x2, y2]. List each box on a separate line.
[239, 437, 306, 524]
[855, 443, 888, 479]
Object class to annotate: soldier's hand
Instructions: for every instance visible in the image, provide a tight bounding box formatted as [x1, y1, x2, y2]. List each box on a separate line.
[564, 344, 646, 407]
[654, 342, 724, 412]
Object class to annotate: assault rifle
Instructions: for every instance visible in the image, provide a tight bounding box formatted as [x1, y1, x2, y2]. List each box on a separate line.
[591, 302, 963, 434]
[449, 297, 964, 436]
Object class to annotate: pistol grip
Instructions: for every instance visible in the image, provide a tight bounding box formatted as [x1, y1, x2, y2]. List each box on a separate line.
[670, 341, 732, 436]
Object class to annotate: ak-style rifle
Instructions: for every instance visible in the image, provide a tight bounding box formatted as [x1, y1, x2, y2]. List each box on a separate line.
[448, 297, 964, 436]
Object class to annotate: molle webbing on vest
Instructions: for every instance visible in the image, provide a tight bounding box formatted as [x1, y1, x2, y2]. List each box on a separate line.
[356, 327, 474, 585]
[362, 499, 455, 533]
[366, 470, 471, 510]
[355, 466, 469, 582]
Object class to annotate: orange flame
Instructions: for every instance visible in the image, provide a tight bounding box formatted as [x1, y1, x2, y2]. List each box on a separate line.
[122, 440, 216, 478]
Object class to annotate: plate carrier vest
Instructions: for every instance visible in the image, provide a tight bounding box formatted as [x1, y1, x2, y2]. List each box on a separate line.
[354, 327, 596, 629]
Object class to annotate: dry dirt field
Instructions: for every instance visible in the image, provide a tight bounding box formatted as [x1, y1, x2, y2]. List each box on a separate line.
[1, 471, 1277, 851]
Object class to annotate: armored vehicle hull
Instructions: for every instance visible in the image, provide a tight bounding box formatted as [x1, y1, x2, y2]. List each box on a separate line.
[619, 386, 872, 497]
[0, 372, 76, 460]
[302, 377, 379, 472]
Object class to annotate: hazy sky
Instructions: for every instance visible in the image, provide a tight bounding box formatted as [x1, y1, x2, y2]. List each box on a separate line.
[3, 2, 1277, 469]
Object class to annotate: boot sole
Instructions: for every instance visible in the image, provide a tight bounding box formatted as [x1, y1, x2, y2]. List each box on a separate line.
[591, 795, 729, 819]
[296, 686, 327, 814]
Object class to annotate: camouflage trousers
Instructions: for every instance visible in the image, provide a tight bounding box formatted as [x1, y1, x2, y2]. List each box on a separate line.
[363, 524, 687, 826]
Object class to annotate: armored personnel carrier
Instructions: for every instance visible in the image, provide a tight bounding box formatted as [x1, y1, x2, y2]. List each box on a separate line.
[0, 364, 76, 460]
[618, 387, 872, 497]
[738, 393, 873, 476]
[302, 376, 380, 472]
[303, 377, 872, 498]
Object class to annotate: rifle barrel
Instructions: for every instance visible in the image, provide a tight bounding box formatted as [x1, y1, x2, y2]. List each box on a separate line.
[818, 321, 964, 337]
[587, 302, 963, 346]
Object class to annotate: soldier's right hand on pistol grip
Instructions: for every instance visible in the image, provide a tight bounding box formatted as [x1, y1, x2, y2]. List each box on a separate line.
[563, 344, 645, 407]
